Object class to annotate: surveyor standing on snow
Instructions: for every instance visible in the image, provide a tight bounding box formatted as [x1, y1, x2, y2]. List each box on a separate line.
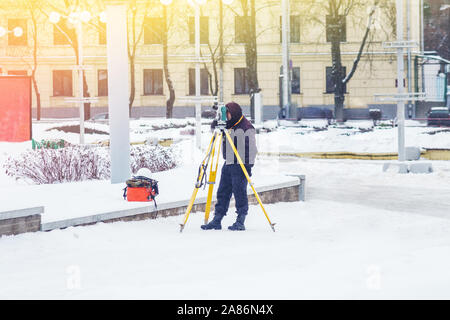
[201, 102, 257, 231]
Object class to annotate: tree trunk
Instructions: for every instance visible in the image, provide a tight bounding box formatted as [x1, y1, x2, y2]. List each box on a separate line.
[31, 76, 41, 121]
[83, 73, 91, 120]
[129, 55, 136, 116]
[31, 12, 41, 121]
[72, 22, 91, 121]
[163, 6, 175, 119]
[331, 38, 345, 122]
[245, 0, 259, 92]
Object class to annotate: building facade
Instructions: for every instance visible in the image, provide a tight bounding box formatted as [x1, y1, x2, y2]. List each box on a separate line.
[0, 0, 424, 119]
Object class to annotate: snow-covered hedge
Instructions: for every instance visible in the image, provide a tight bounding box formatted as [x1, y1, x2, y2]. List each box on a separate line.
[130, 145, 178, 174]
[4, 145, 178, 185]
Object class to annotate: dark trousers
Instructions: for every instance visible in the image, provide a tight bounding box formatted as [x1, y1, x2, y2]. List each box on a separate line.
[214, 164, 250, 217]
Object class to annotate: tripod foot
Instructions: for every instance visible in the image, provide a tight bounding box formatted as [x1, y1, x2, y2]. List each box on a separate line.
[270, 223, 276, 232]
[179, 224, 186, 233]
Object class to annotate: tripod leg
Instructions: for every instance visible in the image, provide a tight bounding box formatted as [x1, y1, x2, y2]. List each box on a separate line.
[223, 130, 276, 232]
[180, 133, 217, 233]
[204, 133, 223, 224]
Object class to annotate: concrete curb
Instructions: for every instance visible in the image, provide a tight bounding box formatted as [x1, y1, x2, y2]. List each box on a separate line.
[41, 178, 303, 232]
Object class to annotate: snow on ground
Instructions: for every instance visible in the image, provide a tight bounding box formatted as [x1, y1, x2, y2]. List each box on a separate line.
[257, 121, 450, 153]
[1, 195, 450, 299]
[1, 157, 450, 299]
[1, 118, 450, 299]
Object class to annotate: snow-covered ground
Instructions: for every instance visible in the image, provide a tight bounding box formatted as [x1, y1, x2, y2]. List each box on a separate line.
[1, 198, 450, 299]
[1, 157, 450, 299]
[1, 118, 450, 299]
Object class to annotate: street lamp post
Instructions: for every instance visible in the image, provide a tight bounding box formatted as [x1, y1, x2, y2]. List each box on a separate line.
[189, 0, 234, 149]
[195, 2, 202, 149]
[396, 0, 406, 162]
[103, 0, 131, 184]
[281, 0, 291, 119]
[49, 10, 98, 145]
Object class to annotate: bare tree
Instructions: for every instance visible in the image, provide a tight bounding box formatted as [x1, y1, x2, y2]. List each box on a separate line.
[424, 0, 450, 60]
[7, 0, 45, 120]
[162, 3, 176, 118]
[42, 0, 94, 120]
[27, 1, 43, 121]
[300, 0, 382, 122]
[127, 0, 151, 115]
[198, 5, 234, 98]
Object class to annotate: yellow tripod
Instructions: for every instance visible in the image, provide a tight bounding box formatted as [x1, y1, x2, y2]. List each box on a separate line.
[179, 128, 276, 233]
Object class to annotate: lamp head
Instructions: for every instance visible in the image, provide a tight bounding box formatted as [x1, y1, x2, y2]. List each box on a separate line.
[49, 11, 61, 24]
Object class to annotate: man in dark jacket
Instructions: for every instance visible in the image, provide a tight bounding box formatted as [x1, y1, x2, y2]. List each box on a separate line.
[201, 102, 257, 231]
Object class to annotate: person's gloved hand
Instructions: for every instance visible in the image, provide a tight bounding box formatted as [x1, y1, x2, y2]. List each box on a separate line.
[210, 120, 218, 131]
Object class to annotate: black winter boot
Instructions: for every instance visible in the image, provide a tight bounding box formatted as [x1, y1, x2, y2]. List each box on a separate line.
[201, 214, 224, 230]
[228, 214, 246, 231]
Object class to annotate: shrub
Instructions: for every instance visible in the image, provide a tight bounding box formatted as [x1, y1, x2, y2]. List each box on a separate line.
[4, 144, 179, 185]
[130, 145, 178, 174]
[4, 146, 110, 184]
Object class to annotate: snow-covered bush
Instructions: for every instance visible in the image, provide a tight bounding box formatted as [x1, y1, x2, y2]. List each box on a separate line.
[4, 146, 110, 184]
[4, 144, 179, 185]
[130, 145, 178, 174]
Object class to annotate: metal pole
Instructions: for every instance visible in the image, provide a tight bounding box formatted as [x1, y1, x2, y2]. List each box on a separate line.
[396, 0, 406, 162]
[219, 0, 224, 103]
[77, 21, 85, 145]
[420, 0, 425, 93]
[406, 0, 413, 118]
[195, 4, 202, 149]
[281, 0, 290, 119]
[106, 3, 131, 184]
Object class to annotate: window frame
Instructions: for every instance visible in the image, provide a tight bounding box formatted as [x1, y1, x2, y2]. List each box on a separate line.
[8, 19, 28, 46]
[98, 21, 107, 45]
[189, 16, 209, 45]
[291, 67, 301, 94]
[98, 69, 108, 97]
[279, 15, 301, 43]
[326, 15, 347, 43]
[234, 68, 250, 95]
[143, 69, 164, 96]
[235, 16, 249, 44]
[53, 19, 76, 46]
[144, 17, 164, 45]
[325, 66, 347, 94]
[188, 68, 210, 96]
[52, 70, 73, 97]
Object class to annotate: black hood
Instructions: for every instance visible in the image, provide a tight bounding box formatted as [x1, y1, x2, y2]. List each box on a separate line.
[225, 102, 243, 129]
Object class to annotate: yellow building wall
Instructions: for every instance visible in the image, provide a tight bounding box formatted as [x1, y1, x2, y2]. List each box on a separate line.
[0, 0, 423, 115]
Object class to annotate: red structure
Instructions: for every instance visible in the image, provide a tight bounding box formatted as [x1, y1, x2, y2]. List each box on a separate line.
[0, 76, 32, 142]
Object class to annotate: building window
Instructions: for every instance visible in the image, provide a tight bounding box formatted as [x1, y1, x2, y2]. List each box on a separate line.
[326, 15, 346, 42]
[53, 70, 73, 97]
[144, 17, 163, 45]
[189, 16, 209, 44]
[8, 70, 28, 76]
[8, 19, 27, 46]
[279, 15, 301, 43]
[143, 69, 164, 95]
[189, 68, 209, 96]
[235, 16, 249, 44]
[54, 19, 76, 45]
[291, 67, 300, 94]
[99, 22, 107, 45]
[234, 68, 250, 95]
[325, 66, 347, 93]
[98, 70, 108, 96]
